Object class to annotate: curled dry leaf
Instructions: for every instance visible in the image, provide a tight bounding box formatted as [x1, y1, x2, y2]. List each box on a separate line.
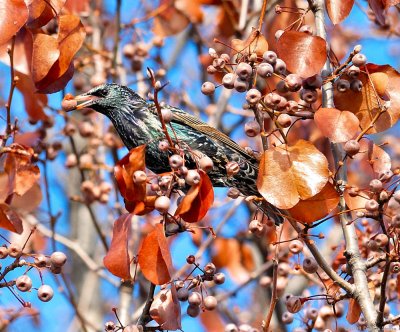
[174, 170, 214, 223]
[326, 0, 354, 25]
[0, 0, 28, 47]
[138, 224, 173, 285]
[314, 107, 360, 143]
[257, 140, 330, 209]
[63, 0, 90, 14]
[334, 64, 400, 134]
[288, 182, 340, 224]
[103, 214, 132, 280]
[231, 28, 268, 57]
[0, 203, 23, 234]
[277, 31, 327, 78]
[26, 0, 66, 29]
[150, 285, 181, 330]
[361, 139, 391, 175]
[114, 145, 155, 215]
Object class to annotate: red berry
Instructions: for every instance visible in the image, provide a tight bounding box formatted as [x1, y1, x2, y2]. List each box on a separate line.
[213, 272, 225, 284]
[285, 74, 302, 92]
[50, 252, 67, 267]
[16, 275, 32, 292]
[37, 285, 54, 302]
[8, 243, 22, 258]
[347, 65, 360, 78]
[300, 89, 317, 103]
[226, 161, 240, 176]
[204, 262, 216, 275]
[234, 77, 249, 93]
[365, 199, 379, 212]
[264, 93, 282, 108]
[274, 59, 286, 74]
[350, 79, 363, 92]
[335, 79, 350, 92]
[169, 154, 184, 169]
[369, 179, 383, 192]
[34, 254, 48, 267]
[158, 140, 169, 151]
[186, 255, 195, 264]
[375, 233, 389, 248]
[201, 82, 215, 95]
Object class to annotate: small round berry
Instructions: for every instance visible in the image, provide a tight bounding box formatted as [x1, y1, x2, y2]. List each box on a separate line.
[286, 296, 303, 313]
[300, 89, 318, 103]
[353, 44, 362, 53]
[199, 156, 214, 173]
[391, 262, 400, 273]
[213, 272, 225, 284]
[207, 65, 217, 74]
[34, 254, 48, 267]
[37, 285, 54, 302]
[204, 262, 216, 275]
[263, 51, 278, 64]
[274, 59, 287, 74]
[225, 324, 239, 332]
[105, 321, 116, 331]
[245, 89, 262, 104]
[16, 275, 32, 292]
[391, 214, 400, 228]
[0, 247, 8, 259]
[304, 74, 323, 89]
[208, 47, 218, 58]
[133, 170, 147, 184]
[287, 100, 299, 113]
[257, 62, 274, 78]
[284, 74, 302, 92]
[158, 140, 169, 152]
[203, 295, 218, 310]
[369, 179, 383, 192]
[264, 93, 282, 108]
[277, 114, 292, 128]
[226, 161, 240, 177]
[220, 53, 230, 62]
[188, 292, 202, 306]
[276, 80, 288, 93]
[350, 79, 363, 92]
[222, 73, 235, 89]
[352, 53, 367, 67]
[282, 311, 294, 324]
[299, 25, 313, 34]
[244, 121, 261, 137]
[335, 79, 350, 92]
[161, 108, 173, 123]
[234, 77, 249, 93]
[344, 140, 360, 156]
[213, 58, 226, 69]
[347, 65, 360, 78]
[50, 252, 67, 267]
[278, 262, 290, 277]
[306, 308, 319, 320]
[50, 264, 62, 274]
[249, 219, 264, 234]
[365, 199, 379, 212]
[8, 243, 22, 258]
[177, 287, 189, 301]
[275, 29, 284, 40]
[379, 190, 389, 202]
[187, 304, 200, 317]
[201, 82, 215, 95]
[289, 240, 304, 254]
[227, 187, 240, 199]
[169, 154, 184, 169]
[236, 62, 253, 80]
[185, 170, 201, 186]
[154, 196, 170, 213]
[259, 275, 272, 287]
[186, 255, 196, 264]
[375, 233, 389, 248]
[303, 257, 318, 274]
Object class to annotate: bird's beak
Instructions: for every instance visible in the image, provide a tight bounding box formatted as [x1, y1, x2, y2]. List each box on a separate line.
[67, 94, 101, 111]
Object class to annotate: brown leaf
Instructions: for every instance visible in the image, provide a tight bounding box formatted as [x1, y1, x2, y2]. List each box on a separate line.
[150, 285, 181, 330]
[360, 139, 391, 175]
[174, 170, 214, 223]
[334, 64, 399, 134]
[397, 274, 400, 298]
[10, 183, 42, 213]
[0, 203, 23, 234]
[64, 0, 90, 13]
[383, 0, 400, 8]
[26, 0, 66, 29]
[314, 108, 359, 143]
[200, 311, 225, 332]
[277, 31, 327, 78]
[32, 33, 60, 83]
[175, 0, 203, 23]
[288, 182, 340, 224]
[153, 0, 190, 37]
[138, 224, 173, 285]
[368, 0, 386, 25]
[231, 28, 268, 57]
[103, 214, 132, 280]
[346, 298, 361, 324]
[257, 140, 330, 209]
[326, 0, 354, 24]
[0, 0, 28, 47]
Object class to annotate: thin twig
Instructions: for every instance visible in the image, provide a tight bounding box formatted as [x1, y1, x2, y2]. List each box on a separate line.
[262, 260, 278, 331]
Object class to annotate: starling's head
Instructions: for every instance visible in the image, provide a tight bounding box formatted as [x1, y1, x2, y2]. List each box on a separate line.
[70, 83, 146, 116]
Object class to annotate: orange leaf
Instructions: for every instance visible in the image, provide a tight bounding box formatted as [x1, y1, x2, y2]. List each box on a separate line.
[64, 0, 90, 13]
[397, 274, 400, 298]
[0, 203, 23, 234]
[174, 170, 214, 223]
[150, 285, 181, 330]
[32, 33, 60, 83]
[200, 311, 225, 332]
[153, 0, 190, 37]
[231, 28, 268, 57]
[103, 214, 132, 280]
[326, 0, 354, 24]
[0, 0, 28, 47]
[26, 0, 66, 29]
[257, 140, 329, 209]
[11, 183, 43, 213]
[138, 224, 172, 285]
[288, 182, 340, 224]
[358, 139, 391, 175]
[314, 108, 359, 143]
[277, 31, 327, 78]
[346, 298, 361, 324]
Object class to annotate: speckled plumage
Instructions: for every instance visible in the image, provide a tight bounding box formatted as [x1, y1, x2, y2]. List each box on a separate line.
[78, 83, 283, 224]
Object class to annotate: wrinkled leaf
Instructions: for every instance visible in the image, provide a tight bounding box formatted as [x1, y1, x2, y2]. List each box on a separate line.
[257, 140, 329, 209]
[150, 285, 181, 330]
[288, 182, 340, 224]
[231, 28, 268, 57]
[175, 170, 214, 223]
[0, 0, 28, 47]
[314, 108, 359, 143]
[0, 203, 23, 234]
[138, 224, 172, 285]
[103, 214, 132, 280]
[277, 31, 327, 78]
[326, 0, 354, 24]
[346, 298, 361, 324]
[64, 0, 90, 13]
[26, 0, 66, 29]
[360, 139, 391, 175]
[32, 33, 60, 83]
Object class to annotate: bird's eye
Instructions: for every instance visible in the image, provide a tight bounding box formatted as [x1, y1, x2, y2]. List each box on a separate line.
[90, 89, 108, 98]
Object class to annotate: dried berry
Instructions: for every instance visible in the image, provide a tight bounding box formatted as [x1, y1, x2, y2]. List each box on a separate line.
[16, 275, 32, 292]
[303, 257, 318, 274]
[245, 89, 262, 104]
[344, 140, 360, 156]
[352, 53, 367, 67]
[285, 296, 303, 313]
[177, 287, 189, 301]
[263, 51, 278, 64]
[236, 62, 252, 80]
[257, 62, 274, 78]
[201, 82, 215, 95]
[154, 196, 170, 213]
[50, 252, 67, 267]
[222, 73, 235, 89]
[289, 240, 304, 254]
[244, 121, 261, 137]
[335, 79, 350, 92]
[37, 285, 54, 302]
[203, 295, 218, 310]
[188, 291, 202, 306]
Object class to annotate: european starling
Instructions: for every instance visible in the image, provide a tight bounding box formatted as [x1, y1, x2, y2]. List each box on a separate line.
[71, 83, 283, 224]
